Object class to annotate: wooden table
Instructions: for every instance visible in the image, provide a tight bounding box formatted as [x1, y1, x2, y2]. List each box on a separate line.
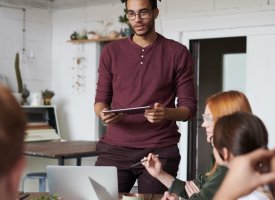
[21, 192, 163, 200]
[24, 140, 98, 165]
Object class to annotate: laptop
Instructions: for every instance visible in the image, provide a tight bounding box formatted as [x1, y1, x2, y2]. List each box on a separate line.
[47, 166, 118, 200]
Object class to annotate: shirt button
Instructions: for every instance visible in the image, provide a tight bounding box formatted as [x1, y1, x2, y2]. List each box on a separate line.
[142, 49, 145, 52]
[140, 62, 143, 64]
[141, 55, 144, 58]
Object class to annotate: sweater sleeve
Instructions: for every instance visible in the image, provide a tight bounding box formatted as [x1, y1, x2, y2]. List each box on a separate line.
[169, 166, 227, 200]
[189, 166, 228, 200]
[94, 45, 113, 105]
[169, 178, 188, 199]
[174, 47, 197, 118]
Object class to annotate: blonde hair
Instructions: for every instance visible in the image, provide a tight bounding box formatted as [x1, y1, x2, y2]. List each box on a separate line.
[205, 90, 252, 177]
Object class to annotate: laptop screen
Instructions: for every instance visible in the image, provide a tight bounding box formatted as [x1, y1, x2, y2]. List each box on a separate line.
[47, 166, 118, 200]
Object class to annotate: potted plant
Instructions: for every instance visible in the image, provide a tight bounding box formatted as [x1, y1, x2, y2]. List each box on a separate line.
[42, 89, 55, 105]
[118, 9, 133, 36]
[31, 193, 59, 200]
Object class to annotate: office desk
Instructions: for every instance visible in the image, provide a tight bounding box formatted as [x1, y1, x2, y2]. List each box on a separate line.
[22, 192, 163, 200]
[24, 140, 98, 165]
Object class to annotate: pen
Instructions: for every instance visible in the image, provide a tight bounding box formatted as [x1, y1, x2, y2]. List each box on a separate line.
[130, 154, 159, 168]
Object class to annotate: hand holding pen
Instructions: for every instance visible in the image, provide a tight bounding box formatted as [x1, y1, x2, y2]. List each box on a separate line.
[133, 153, 163, 178]
[130, 154, 159, 168]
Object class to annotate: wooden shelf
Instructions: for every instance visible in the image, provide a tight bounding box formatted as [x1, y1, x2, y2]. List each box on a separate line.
[67, 36, 127, 44]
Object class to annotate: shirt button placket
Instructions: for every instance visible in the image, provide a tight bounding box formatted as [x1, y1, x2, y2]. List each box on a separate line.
[141, 49, 145, 65]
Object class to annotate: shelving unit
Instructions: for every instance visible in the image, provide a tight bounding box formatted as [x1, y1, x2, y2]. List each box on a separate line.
[67, 36, 127, 44]
[22, 105, 61, 142]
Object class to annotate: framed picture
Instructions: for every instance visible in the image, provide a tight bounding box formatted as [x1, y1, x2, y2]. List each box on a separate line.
[0, 74, 8, 86]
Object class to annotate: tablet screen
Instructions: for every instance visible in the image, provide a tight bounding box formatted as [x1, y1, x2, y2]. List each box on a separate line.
[102, 106, 152, 115]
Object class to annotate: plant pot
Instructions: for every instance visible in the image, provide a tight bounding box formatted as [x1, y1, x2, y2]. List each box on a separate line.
[30, 92, 43, 106]
[43, 98, 51, 105]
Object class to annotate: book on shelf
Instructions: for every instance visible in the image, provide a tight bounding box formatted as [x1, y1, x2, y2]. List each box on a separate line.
[27, 126, 53, 130]
[27, 121, 49, 126]
[26, 122, 53, 130]
[25, 128, 61, 142]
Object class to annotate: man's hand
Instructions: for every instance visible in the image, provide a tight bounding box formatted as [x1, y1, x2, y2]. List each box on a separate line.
[145, 103, 166, 123]
[100, 108, 124, 125]
[144, 103, 191, 122]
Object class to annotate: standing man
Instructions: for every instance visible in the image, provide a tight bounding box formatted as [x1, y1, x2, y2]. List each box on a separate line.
[94, 0, 197, 194]
[0, 85, 26, 200]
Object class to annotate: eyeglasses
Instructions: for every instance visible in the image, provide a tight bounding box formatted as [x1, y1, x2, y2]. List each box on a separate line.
[202, 114, 213, 124]
[126, 9, 152, 20]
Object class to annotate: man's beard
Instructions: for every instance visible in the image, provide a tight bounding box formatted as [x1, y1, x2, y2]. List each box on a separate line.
[131, 20, 155, 36]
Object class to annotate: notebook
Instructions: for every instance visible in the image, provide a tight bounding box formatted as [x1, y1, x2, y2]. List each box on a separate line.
[46, 166, 118, 200]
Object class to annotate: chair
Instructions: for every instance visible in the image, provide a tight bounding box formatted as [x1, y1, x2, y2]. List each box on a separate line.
[22, 172, 47, 192]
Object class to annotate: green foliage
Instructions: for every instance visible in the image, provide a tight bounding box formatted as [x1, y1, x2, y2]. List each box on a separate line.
[118, 9, 128, 24]
[15, 52, 23, 93]
[118, 9, 133, 36]
[30, 193, 58, 200]
[42, 89, 55, 99]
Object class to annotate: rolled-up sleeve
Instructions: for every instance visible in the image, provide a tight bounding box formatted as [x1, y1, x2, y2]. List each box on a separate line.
[95, 46, 113, 105]
[175, 47, 197, 118]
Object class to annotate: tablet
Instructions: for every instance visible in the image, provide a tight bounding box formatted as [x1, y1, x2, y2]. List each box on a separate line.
[103, 106, 152, 115]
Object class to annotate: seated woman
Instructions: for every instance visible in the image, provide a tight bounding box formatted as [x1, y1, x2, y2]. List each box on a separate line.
[213, 112, 273, 200]
[213, 148, 275, 200]
[142, 90, 252, 200]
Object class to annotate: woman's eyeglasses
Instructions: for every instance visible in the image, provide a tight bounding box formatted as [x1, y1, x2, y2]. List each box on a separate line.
[202, 114, 213, 123]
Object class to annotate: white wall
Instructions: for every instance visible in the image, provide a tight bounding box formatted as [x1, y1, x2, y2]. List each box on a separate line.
[246, 34, 275, 148]
[51, 4, 125, 141]
[223, 53, 246, 92]
[0, 5, 53, 192]
[0, 6, 52, 93]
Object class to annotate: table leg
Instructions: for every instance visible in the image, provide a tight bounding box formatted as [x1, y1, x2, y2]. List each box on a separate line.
[77, 158, 81, 166]
[58, 158, 64, 165]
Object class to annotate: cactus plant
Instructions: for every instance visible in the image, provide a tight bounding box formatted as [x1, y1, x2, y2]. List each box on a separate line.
[15, 52, 23, 93]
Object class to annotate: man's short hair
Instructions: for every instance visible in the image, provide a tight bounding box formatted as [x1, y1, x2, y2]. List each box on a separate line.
[0, 85, 26, 177]
[121, 0, 161, 10]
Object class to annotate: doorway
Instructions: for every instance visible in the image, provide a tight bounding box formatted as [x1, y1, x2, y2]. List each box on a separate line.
[187, 37, 246, 179]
